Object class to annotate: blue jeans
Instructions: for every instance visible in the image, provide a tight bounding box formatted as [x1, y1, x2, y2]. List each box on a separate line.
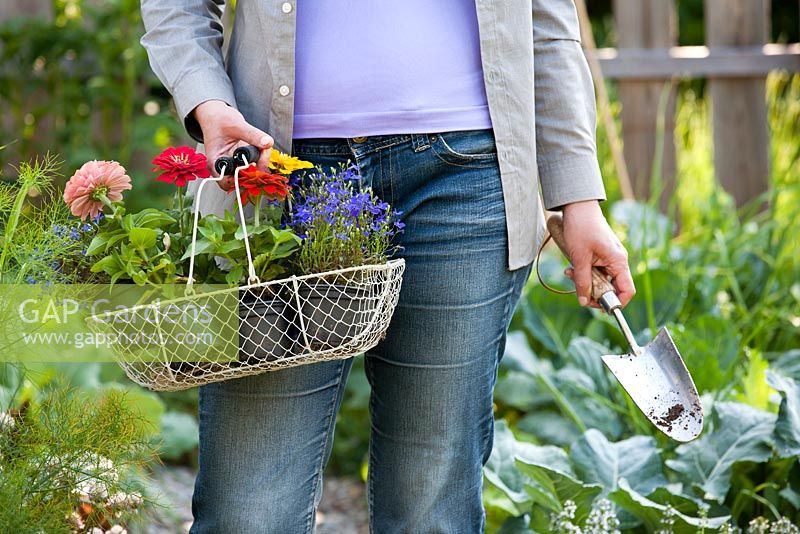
[190, 130, 532, 534]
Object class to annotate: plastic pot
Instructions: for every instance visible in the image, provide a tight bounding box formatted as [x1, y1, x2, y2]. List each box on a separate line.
[238, 288, 295, 363]
[297, 282, 371, 350]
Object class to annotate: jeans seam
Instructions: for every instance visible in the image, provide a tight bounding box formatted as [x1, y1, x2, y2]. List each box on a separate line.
[438, 131, 497, 160]
[293, 147, 352, 157]
[482, 274, 517, 461]
[304, 360, 348, 534]
[350, 136, 411, 156]
[430, 144, 499, 169]
[365, 358, 376, 534]
[389, 146, 396, 205]
[487, 268, 526, 453]
[377, 149, 386, 202]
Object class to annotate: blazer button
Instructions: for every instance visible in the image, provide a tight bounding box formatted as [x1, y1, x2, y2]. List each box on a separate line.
[279, 85, 291, 96]
[281, 2, 292, 13]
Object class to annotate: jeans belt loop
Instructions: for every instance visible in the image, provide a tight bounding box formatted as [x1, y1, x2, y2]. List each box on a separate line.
[411, 133, 431, 153]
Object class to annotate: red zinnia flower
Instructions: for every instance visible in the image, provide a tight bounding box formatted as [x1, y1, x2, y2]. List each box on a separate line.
[151, 146, 210, 187]
[227, 164, 290, 204]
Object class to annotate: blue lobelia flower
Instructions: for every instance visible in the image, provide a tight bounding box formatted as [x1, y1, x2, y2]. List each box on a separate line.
[293, 205, 313, 226]
[288, 173, 302, 189]
[325, 181, 346, 197]
[340, 165, 361, 182]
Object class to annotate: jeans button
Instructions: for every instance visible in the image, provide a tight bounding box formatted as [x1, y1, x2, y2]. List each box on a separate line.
[352, 136, 368, 143]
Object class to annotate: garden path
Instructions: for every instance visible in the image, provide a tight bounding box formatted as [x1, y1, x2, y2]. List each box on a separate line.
[144, 466, 369, 533]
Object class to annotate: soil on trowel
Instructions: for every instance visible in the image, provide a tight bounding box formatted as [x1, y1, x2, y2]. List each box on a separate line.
[648, 403, 685, 432]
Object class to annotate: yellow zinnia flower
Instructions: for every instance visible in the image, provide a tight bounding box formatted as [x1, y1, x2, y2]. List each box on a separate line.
[269, 151, 314, 175]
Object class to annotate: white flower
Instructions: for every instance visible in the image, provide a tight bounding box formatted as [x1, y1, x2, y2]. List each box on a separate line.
[550, 500, 582, 534]
[719, 522, 742, 534]
[106, 526, 127, 534]
[749, 517, 771, 534]
[43, 452, 118, 501]
[107, 491, 143, 510]
[584, 499, 620, 534]
[0, 411, 15, 431]
[770, 517, 800, 534]
[73, 454, 118, 501]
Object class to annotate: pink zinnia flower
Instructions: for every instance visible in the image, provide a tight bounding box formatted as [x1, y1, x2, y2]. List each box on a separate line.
[151, 146, 210, 187]
[63, 160, 132, 220]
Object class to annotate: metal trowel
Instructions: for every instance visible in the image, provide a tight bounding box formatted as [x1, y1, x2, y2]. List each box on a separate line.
[546, 214, 704, 442]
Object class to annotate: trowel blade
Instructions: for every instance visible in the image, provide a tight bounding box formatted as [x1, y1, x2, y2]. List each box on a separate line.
[601, 328, 704, 442]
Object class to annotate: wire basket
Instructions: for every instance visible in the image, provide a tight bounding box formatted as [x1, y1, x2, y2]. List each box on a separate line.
[85, 157, 405, 391]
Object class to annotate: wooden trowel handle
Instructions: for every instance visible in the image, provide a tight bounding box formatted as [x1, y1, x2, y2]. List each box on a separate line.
[546, 213, 617, 303]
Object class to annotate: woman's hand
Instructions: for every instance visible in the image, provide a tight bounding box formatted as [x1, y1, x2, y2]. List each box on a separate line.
[561, 200, 635, 309]
[193, 100, 274, 189]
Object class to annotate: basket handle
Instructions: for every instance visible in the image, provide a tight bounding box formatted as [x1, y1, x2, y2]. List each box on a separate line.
[186, 156, 261, 291]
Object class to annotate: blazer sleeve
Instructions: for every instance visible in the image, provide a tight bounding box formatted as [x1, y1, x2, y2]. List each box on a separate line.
[140, 0, 236, 142]
[532, 0, 606, 210]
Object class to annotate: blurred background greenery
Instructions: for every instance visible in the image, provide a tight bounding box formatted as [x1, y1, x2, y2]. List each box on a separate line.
[1, 1, 800, 532]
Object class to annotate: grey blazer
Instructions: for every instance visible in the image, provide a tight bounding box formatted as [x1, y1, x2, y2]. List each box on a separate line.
[140, 0, 606, 270]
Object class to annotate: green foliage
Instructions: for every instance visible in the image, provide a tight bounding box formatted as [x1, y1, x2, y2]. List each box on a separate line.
[186, 210, 301, 284]
[609, 479, 729, 532]
[158, 411, 199, 462]
[0, 1, 188, 211]
[81, 167, 300, 286]
[570, 430, 667, 498]
[766, 371, 800, 459]
[89, 207, 179, 285]
[0, 384, 155, 532]
[666, 402, 777, 503]
[0, 156, 99, 284]
[484, 421, 604, 531]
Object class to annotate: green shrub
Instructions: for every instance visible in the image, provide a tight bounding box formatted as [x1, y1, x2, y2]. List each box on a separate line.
[0, 382, 155, 533]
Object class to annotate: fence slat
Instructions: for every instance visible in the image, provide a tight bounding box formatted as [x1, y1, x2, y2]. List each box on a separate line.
[0, 1, 50, 20]
[705, 0, 771, 207]
[613, 0, 677, 209]
[590, 44, 800, 79]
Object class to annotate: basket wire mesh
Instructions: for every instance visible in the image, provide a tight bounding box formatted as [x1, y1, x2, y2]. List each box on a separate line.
[86, 160, 405, 391]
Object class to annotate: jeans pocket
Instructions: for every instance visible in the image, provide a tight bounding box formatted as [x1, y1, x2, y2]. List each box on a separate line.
[430, 129, 498, 168]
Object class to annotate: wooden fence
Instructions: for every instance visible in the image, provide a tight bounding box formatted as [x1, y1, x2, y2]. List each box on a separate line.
[586, 0, 800, 208]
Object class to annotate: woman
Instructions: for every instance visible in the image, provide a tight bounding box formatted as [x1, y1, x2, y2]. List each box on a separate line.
[141, 1, 634, 532]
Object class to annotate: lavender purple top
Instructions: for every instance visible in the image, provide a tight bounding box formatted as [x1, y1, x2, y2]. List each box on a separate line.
[292, 0, 493, 139]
